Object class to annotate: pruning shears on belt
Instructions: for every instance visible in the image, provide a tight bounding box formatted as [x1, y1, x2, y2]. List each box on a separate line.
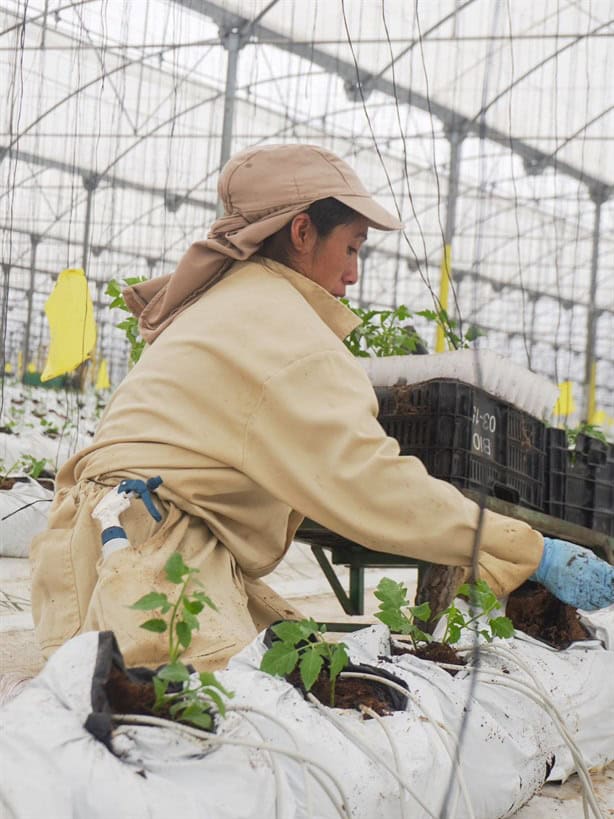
[92, 476, 163, 560]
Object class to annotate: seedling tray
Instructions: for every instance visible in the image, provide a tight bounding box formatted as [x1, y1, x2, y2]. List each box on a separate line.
[375, 379, 546, 511]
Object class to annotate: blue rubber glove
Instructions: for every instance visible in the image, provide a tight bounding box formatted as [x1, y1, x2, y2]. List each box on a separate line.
[530, 538, 614, 611]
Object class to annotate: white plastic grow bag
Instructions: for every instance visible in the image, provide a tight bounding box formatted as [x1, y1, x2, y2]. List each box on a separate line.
[1, 610, 613, 819]
[0, 477, 53, 557]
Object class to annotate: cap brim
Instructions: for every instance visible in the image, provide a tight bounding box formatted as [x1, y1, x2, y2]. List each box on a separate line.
[334, 194, 402, 231]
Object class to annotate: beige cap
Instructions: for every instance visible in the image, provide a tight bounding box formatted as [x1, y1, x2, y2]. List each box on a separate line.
[124, 143, 402, 342]
[220, 143, 402, 231]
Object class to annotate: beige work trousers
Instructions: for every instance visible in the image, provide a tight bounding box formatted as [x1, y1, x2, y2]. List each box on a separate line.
[30, 480, 302, 670]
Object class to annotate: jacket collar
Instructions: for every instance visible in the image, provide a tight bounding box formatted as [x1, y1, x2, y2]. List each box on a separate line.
[256, 255, 361, 340]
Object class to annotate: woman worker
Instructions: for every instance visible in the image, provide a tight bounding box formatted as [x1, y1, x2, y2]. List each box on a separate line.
[30, 143, 614, 670]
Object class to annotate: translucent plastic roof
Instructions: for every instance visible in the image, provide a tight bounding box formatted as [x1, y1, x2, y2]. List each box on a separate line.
[1, 0, 613, 422]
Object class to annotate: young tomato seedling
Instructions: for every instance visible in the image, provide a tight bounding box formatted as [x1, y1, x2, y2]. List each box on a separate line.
[130, 552, 232, 730]
[374, 577, 432, 650]
[260, 619, 349, 707]
[437, 579, 515, 644]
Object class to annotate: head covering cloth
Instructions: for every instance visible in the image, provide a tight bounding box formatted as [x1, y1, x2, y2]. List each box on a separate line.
[123, 144, 402, 343]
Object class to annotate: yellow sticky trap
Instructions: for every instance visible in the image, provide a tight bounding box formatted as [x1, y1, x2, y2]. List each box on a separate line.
[95, 358, 110, 390]
[42, 269, 97, 381]
[553, 381, 576, 418]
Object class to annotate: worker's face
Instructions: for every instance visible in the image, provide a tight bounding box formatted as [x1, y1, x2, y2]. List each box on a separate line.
[290, 215, 369, 297]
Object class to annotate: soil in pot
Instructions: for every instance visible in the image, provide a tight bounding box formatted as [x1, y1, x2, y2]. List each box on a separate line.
[104, 664, 215, 728]
[0, 476, 29, 491]
[104, 664, 172, 719]
[287, 667, 405, 716]
[391, 641, 466, 675]
[506, 582, 590, 649]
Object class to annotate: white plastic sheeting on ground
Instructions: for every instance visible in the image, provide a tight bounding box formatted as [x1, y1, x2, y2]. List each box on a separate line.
[0, 478, 53, 557]
[1, 610, 612, 819]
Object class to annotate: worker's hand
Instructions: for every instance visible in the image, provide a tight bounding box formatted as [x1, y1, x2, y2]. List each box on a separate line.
[530, 538, 614, 611]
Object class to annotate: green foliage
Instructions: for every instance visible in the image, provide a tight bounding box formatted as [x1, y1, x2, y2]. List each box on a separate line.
[438, 580, 515, 645]
[341, 300, 485, 357]
[131, 552, 232, 729]
[374, 577, 514, 648]
[19, 454, 49, 480]
[565, 422, 607, 447]
[374, 577, 432, 650]
[415, 308, 486, 350]
[106, 277, 147, 365]
[0, 455, 50, 482]
[260, 619, 349, 707]
[341, 301, 427, 357]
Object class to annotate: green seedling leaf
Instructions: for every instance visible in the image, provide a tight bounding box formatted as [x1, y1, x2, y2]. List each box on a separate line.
[180, 610, 200, 632]
[271, 621, 308, 645]
[489, 616, 515, 639]
[183, 599, 204, 615]
[165, 552, 192, 584]
[375, 606, 413, 634]
[374, 577, 409, 609]
[140, 618, 167, 633]
[260, 642, 299, 678]
[192, 591, 218, 611]
[329, 643, 349, 681]
[176, 620, 192, 649]
[411, 602, 432, 621]
[200, 686, 227, 716]
[157, 661, 190, 683]
[130, 592, 169, 611]
[299, 649, 323, 692]
[180, 707, 213, 730]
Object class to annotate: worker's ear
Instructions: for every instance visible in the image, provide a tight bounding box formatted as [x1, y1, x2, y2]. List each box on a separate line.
[288, 212, 318, 255]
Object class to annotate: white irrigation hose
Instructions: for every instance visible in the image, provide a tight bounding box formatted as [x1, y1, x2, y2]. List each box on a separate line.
[305, 692, 439, 819]
[431, 652, 601, 819]
[111, 713, 350, 818]
[228, 710, 287, 819]
[228, 705, 315, 819]
[340, 671, 475, 819]
[472, 646, 597, 819]
[471, 644, 605, 819]
[360, 704, 409, 819]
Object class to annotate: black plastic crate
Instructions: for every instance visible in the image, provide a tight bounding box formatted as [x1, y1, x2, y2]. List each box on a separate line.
[545, 430, 614, 535]
[375, 379, 546, 511]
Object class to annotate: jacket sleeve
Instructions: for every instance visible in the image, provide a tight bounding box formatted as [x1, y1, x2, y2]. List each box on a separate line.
[242, 349, 543, 597]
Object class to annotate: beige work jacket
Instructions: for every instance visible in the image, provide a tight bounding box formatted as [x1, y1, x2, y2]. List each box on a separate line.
[59, 255, 543, 596]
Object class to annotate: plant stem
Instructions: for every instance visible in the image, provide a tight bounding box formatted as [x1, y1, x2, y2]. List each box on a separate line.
[167, 573, 191, 663]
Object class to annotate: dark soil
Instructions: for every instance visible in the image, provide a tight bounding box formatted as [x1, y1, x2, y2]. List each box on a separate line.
[0, 476, 54, 491]
[0, 476, 29, 490]
[287, 668, 400, 716]
[104, 664, 174, 721]
[392, 641, 466, 675]
[506, 582, 590, 649]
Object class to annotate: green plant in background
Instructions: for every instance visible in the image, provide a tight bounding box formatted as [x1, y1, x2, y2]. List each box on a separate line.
[131, 552, 232, 730]
[106, 277, 147, 365]
[341, 300, 485, 357]
[260, 619, 349, 707]
[415, 308, 485, 350]
[437, 580, 515, 644]
[374, 577, 514, 646]
[565, 421, 607, 447]
[20, 454, 49, 480]
[341, 301, 428, 357]
[374, 577, 432, 650]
